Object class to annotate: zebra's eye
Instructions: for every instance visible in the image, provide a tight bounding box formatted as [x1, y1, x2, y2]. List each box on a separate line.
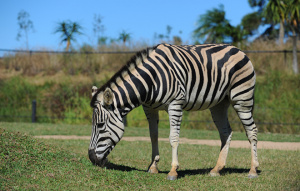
[97, 122, 105, 128]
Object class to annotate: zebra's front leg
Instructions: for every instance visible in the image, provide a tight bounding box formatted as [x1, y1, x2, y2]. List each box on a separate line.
[167, 103, 183, 180]
[143, 106, 160, 174]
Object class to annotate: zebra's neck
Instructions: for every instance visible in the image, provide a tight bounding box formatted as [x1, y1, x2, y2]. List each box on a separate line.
[107, 48, 156, 117]
[110, 80, 142, 117]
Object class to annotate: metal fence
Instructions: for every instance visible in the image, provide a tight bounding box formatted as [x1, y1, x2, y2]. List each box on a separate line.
[1, 48, 299, 55]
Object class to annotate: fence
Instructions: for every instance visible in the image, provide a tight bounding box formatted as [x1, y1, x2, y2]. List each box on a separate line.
[1, 48, 299, 55]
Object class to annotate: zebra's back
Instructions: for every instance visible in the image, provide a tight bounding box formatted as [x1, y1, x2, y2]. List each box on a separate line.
[142, 44, 255, 111]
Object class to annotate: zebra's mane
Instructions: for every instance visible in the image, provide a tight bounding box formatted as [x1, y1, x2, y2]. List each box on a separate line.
[90, 45, 157, 106]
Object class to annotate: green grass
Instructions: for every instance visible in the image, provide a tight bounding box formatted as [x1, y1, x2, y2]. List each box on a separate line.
[1, 60, 300, 134]
[1, 122, 300, 142]
[1, 126, 299, 190]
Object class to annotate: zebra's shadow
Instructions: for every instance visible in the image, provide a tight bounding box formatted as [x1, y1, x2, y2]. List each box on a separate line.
[177, 168, 261, 178]
[104, 162, 261, 178]
[105, 161, 143, 172]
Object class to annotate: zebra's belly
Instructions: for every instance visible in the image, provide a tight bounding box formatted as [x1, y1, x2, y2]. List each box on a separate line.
[143, 96, 224, 112]
[142, 86, 227, 111]
[182, 92, 226, 111]
[181, 100, 218, 111]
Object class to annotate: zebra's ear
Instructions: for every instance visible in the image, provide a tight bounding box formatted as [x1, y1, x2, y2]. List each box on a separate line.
[92, 86, 98, 97]
[103, 88, 114, 106]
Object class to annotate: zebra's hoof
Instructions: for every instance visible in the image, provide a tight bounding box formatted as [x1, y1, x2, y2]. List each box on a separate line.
[167, 175, 178, 180]
[209, 172, 220, 177]
[248, 173, 258, 179]
[148, 167, 159, 174]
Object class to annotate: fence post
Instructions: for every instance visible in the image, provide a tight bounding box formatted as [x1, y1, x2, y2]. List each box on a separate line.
[284, 50, 287, 66]
[32, 100, 36, 123]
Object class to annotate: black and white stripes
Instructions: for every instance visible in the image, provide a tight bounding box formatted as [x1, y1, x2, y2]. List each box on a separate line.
[89, 44, 259, 179]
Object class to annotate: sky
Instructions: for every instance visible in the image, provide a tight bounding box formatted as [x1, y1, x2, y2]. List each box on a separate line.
[0, 0, 256, 53]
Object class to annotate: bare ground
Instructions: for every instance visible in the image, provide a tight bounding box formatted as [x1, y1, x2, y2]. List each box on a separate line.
[35, 135, 300, 150]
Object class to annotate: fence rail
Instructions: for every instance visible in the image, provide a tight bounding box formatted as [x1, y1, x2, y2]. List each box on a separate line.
[0, 48, 138, 56]
[0, 48, 300, 56]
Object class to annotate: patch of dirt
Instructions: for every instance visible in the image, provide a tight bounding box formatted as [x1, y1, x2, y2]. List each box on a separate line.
[35, 135, 300, 150]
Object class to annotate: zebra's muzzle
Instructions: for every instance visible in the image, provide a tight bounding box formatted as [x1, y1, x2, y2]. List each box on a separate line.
[88, 149, 108, 167]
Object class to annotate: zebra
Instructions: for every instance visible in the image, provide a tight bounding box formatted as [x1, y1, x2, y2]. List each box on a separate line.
[88, 43, 259, 180]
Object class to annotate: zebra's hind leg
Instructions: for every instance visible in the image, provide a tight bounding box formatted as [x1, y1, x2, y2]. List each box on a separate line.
[143, 106, 160, 174]
[209, 98, 232, 176]
[233, 99, 259, 178]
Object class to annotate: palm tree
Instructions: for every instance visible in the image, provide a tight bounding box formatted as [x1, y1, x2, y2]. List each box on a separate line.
[119, 30, 131, 45]
[264, 0, 287, 45]
[193, 4, 232, 43]
[55, 21, 83, 51]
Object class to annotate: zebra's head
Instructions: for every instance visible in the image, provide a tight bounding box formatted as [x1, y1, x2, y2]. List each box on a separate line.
[88, 86, 124, 167]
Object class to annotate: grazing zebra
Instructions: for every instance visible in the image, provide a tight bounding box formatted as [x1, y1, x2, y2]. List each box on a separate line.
[88, 44, 259, 180]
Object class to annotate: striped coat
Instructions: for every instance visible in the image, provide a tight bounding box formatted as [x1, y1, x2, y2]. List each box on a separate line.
[89, 44, 259, 180]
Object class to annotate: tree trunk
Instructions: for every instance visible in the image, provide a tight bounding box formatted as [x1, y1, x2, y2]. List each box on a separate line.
[279, 21, 284, 46]
[292, 32, 298, 74]
[66, 40, 70, 51]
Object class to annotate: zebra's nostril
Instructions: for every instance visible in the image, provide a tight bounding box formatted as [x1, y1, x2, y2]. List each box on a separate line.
[88, 149, 97, 165]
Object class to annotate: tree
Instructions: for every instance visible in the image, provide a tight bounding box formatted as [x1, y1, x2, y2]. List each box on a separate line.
[54, 21, 83, 51]
[93, 14, 105, 46]
[173, 36, 182, 45]
[230, 24, 249, 47]
[119, 30, 131, 45]
[241, 12, 263, 37]
[264, 0, 287, 45]
[286, 0, 300, 74]
[16, 10, 34, 50]
[155, 25, 173, 43]
[193, 4, 232, 43]
[248, 0, 267, 11]
[166, 25, 172, 41]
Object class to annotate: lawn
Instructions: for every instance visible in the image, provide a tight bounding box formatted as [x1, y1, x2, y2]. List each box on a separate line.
[1, 122, 299, 190]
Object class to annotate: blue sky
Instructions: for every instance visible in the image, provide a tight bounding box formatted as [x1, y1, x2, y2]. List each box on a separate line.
[1, 0, 255, 52]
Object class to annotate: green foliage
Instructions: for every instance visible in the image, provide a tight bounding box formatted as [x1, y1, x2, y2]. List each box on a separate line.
[241, 12, 262, 36]
[119, 30, 131, 45]
[0, 77, 92, 124]
[193, 4, 232, 43]
[264, 0, 286, 23]
[0, 63, 299, 133]
[0, 76, 38, 119]
[254, 71, 300, 133]
[54, 20, 83, 51]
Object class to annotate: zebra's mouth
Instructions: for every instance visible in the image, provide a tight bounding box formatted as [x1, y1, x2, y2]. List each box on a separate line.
[97, 158, 108, 167]
[88, 149, 108, 167]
